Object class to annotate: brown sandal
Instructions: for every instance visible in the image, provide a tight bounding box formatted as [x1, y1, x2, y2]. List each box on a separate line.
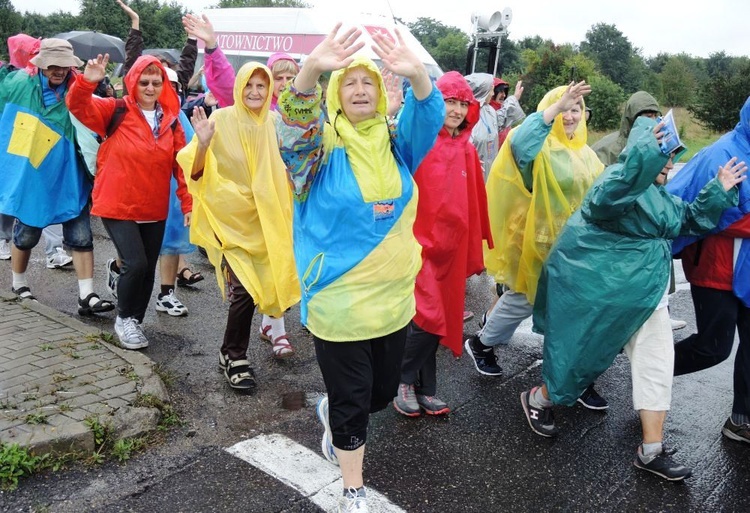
[177, 267, 204, 287]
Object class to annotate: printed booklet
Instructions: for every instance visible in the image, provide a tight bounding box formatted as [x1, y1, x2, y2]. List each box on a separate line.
[657, 109, 685, 155]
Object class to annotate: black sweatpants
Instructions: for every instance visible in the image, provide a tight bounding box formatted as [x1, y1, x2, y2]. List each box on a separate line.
[400, 321, 440, 396]
[674, 285, 750, 416]
[102, 218, 165, 323]
[314, 326, 407, 451]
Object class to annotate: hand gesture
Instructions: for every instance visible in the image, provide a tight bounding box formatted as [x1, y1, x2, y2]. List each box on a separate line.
[191, 106, 215, 148]
[382, 69, 403, 117]
[717, 157, 748, 191]
[557, 81, 591, 112]
[183, 212, 192, 227]
[306, 23, 364, 74]
[116, 0, 139, 23]
[183, 14, 217, 49]
[371, 28, 422, 81]
[513, 80, 524, 101]
[83, 54, 110, 84]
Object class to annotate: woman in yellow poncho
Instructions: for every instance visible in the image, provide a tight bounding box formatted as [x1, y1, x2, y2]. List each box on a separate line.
[177, 62, 300, 392]
[464, 82, 605, 405]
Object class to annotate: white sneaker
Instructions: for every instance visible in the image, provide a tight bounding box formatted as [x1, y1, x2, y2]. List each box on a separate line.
[671, 318, 687, 331]
[115, 316, 149, 350]
[338, 487, 368, 513]
[155, 289, 188, 316]
[0, 240, 10, 260]
[105, 258, 119, 299]
[46, 247, 73, 269]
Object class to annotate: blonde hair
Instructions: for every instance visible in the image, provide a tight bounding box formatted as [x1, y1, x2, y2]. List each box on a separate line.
[272, 59, 298, 77]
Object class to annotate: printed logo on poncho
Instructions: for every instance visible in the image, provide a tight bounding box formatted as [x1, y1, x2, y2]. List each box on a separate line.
[372, 200, 395, 222]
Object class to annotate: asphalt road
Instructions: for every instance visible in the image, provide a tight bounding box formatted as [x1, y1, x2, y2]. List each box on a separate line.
[0, 216, 747, 513]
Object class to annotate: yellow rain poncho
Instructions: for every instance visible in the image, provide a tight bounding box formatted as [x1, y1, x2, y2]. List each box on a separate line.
[484, 86, 604, 304]
[177, 62, 300, 317]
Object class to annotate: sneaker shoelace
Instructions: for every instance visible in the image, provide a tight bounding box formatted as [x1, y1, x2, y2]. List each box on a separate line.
[122, 318, 141, 341]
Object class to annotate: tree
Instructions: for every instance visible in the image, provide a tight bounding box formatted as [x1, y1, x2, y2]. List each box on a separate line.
[585, 74, 625, 131]
[0, 0, 23, 61]
[580, 23, 639, 91]
[690, 60, 750, 132]
[660, 56, 695, 107]
[432, 32, 469, 72]
[407, 17, 469, 73]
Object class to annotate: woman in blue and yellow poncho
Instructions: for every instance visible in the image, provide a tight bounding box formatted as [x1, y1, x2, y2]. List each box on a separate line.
[276, 24, 444, 511]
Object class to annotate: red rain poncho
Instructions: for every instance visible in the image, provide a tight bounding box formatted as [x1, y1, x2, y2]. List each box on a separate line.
[412, 71, 493, 355]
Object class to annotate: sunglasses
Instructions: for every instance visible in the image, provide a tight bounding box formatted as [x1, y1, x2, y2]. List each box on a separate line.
[138, 80, 163, 87]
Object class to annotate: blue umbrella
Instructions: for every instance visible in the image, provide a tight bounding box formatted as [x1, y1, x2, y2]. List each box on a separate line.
[54, 31, 126, 62]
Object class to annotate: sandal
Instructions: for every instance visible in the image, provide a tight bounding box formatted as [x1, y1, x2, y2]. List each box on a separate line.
[259, 323, 273, 342]
[177, 267, 204, 287]
[271, 334, 295, 359]
[78, 292, 115, 316]
[12, 286, 37, 302]
[224, 359, 257, 391]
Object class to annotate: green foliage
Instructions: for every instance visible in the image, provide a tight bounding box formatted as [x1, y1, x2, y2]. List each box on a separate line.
[0, 442, 46, 490]
[585, 74, 625, 131]
[660, 56, 695, 106]
[689, 60, 750, 132]
[407, 17, 470, 73]
[432, 32, 469, 72]
[25, 412, 48, 425]
[111, 437, 145, 462]
[0, 0, 23, 61]
[580, 23, 638, 91]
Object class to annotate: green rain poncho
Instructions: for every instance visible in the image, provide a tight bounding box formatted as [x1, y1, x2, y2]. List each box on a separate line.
[533, 117, 739, 406]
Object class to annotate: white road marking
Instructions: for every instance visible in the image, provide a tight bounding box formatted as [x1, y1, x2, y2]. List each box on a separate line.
[226, 434, 406, 512]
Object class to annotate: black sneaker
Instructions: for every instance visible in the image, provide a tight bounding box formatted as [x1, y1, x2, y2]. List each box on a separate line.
[464, 335, 502, 376]
[520, 387, 558, 437]
[577, 384, 609, 410]
[633, 446, 692, 481]
[722, 417, 750, 444]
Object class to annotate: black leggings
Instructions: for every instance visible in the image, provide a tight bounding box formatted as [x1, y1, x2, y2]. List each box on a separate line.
[314, 326, 407, 451]
[102, 218, 165, 322]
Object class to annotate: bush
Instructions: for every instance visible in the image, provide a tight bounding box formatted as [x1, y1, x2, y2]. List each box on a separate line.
[0, 443, 46, 490]
[585, 74, 625, 131]
[689, 62, 750, 132]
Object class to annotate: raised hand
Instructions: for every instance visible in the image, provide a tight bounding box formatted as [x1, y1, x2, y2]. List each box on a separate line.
[294, 23, 364, 92]
[382, 69, 403, 117]
[513, 80, 524, 101]
[371, 29, 422, 81]
[191, 106, 215, 148]
[372, 28, 431, 100]
[83, 54, 110, 84]
[183, 14, 217, 49]
[307, 23, 364, 74]
[116, 0, 139, 25]
[717, 157, 748, 191]
[557, 81, 591, 112]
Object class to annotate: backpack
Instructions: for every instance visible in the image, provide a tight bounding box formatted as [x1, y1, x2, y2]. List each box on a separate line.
[98, 98, 178, 142]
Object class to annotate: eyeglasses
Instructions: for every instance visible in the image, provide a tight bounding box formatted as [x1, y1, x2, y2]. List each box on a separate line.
[138, 80, 163, 88]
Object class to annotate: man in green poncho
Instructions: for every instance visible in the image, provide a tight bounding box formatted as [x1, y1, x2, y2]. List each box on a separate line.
[520, 116, 747, 481]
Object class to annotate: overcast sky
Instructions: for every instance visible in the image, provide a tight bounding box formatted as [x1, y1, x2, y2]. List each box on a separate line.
[15, 0, 748, 59]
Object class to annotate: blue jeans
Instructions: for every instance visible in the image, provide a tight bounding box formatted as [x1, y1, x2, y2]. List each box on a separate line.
[478, 289, 534, 347]
[2, 214, 65, 256]
[13, 205, 93, 252]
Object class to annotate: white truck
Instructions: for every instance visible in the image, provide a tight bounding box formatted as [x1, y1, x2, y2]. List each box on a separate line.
[197, 7, 443, 79]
